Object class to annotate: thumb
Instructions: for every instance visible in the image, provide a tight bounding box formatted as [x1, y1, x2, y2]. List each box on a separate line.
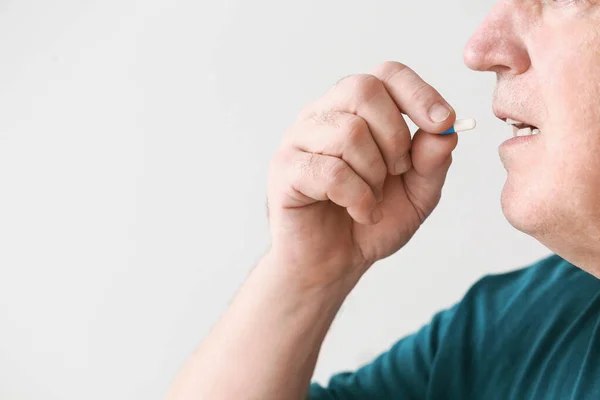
[402, 129, 459, 222]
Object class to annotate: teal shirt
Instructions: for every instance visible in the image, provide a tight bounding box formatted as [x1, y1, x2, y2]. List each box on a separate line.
[309, 255, 600, 399]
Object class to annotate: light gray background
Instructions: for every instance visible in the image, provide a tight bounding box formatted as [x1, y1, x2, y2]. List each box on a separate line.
[0, 1, 550, 399]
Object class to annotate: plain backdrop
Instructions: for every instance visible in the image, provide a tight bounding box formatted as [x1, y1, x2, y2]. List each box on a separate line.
[0, 1, 550, 399]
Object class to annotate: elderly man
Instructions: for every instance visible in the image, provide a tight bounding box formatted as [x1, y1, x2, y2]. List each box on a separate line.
[167, 1, 600, 399]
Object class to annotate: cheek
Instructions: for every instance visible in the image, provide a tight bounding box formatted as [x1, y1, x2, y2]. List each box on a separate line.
[520, 24, 600, 206]
[534, 23, 600, 132]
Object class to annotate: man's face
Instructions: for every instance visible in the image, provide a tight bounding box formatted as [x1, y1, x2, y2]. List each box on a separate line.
[464, 0, 600, 273]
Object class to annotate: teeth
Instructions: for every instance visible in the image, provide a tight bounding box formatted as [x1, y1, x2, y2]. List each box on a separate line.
[505, 117, 541, 137]
[517, 127, 532, 137]
[506, 118, 522, 126]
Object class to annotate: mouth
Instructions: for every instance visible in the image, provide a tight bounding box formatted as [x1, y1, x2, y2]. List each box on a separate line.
[494, 108, 542, 157]
[503, 118, 541, 138]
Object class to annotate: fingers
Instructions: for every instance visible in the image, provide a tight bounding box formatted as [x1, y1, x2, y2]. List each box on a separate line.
[300, 62, 456, 177]
[275, 150, 382, 225]
[402, 129, 459, 222]
[285, 110, 387, 202]
[277, 61, 459, 226]
[304, 74, 413, 176]
[371, 61, 456, 133]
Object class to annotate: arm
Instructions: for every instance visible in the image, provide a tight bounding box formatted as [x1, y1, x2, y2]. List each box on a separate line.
[166, 254, 357, 400]
[166, 61, 460, 400]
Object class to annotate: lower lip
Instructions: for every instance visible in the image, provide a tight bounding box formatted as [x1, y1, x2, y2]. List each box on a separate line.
[499, 133, 541, 151]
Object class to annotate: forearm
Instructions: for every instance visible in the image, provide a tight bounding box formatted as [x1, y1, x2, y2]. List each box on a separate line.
[166, 252, 357, 400]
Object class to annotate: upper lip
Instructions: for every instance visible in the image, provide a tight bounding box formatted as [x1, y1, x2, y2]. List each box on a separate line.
[493, 107, 539, 129]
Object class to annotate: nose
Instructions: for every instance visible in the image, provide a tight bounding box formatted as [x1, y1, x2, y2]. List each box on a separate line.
[463, 2, 531, 75]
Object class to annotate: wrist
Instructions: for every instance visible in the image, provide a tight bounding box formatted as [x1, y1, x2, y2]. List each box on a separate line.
[258, 250, 362, 303]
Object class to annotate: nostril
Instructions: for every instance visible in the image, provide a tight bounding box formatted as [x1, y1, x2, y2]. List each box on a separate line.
[463, 33, 531, 75]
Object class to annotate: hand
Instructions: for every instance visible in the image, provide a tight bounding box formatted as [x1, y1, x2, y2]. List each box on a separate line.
[267, 62, 459, 288]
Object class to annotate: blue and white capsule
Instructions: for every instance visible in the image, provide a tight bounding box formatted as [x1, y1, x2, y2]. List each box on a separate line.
[441, 118, 477, 135]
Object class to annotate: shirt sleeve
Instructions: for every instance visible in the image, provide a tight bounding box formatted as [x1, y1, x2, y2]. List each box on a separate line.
[308, 305, 458, 400]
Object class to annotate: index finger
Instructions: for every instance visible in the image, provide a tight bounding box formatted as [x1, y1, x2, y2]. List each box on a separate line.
[371, 62, 456, 134]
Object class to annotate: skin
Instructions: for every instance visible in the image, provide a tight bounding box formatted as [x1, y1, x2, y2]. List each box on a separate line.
[167, 1, 600, 399]
[167, 62, 458, 400]
[464, 0, 600, 275]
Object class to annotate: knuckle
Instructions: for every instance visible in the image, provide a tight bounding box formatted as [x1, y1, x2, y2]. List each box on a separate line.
[377, 62, 437, 109]
[341, 74, 382, 104]
[335, 74, 353, 86]
[302, 152, 321, 180]
[377, 61, 409, 78]
[325, 159, 352, 188]
[376, 61, 411, 83]
[409, 81, 434, 106]
[342, 114, 368, 144]
[285, 152, 314, 186]
[311, 108, 343, 127]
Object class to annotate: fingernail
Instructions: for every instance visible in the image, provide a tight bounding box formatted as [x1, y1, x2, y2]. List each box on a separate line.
[395, 154, 412, 175]
[372, 207, 383, 224]
[428, 103, 451, 123]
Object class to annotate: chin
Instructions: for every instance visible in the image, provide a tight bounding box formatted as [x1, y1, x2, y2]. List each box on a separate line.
[500, 178, 553, 239]
[501, 175, 600, 276]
